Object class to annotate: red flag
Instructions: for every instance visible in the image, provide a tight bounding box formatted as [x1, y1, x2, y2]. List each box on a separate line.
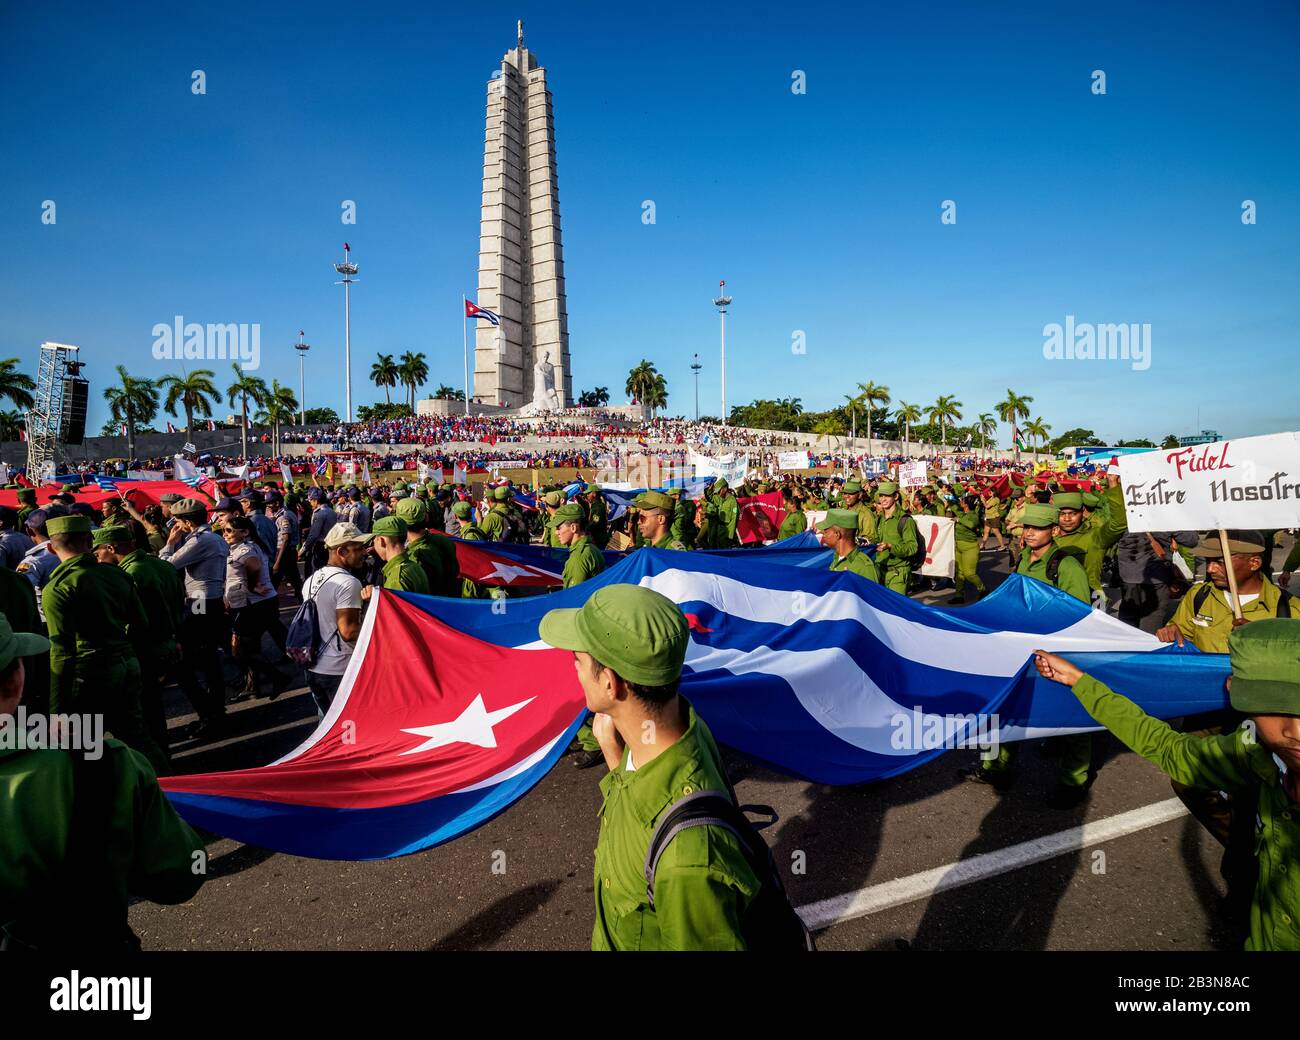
[736, 492, 784, 544]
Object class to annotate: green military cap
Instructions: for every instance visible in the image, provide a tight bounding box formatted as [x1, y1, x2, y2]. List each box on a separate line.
[1080, 491, 1101, 508]
[667, 487, 683, 497]
[170, 497, 207, 517]
[370, 514, 408, 540]
[492, 486, 512, 501]
[1021, 504, 1060, 528]
[1227, 619, 1300, 714]
[394, 497, 428, 525]
[451, 501, 473, 519]
[842, 480, 863, 494]
[632, 490, 674, 512]
[46, 514, 92, 536]
[713, 478, 729, 492]
[425, 481, 438, 492]
[815, 508, 859, 532]
[415, 486, 429, 498]
[876, 481, 899, 496]
[542, 490, 564, 508]
[17, 488, 35, 503]
[0, 613, 50, 672]
[390, 488, 409, 500]
[441, 482, 453, 491]
[1051, 492, 1084, 510]
[91, 524, 132, 547]
[540, 584, 688, 686]
[552, 503, 585, 525]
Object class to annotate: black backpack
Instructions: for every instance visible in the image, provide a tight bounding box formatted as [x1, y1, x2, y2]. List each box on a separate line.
[1044, 545, 1087, 588]
[901, 514, 928, 571]
[644, 790, 815, 951]
[1192, 583, 1291, 618]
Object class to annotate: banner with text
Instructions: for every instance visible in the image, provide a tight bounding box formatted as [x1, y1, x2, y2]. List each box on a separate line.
[912, 514, 956, 578]
[1117, 431, 1300, 532]
[778, 450, 811, 471]
[899, 460, 928, 488]
[689, 451, 749, 486]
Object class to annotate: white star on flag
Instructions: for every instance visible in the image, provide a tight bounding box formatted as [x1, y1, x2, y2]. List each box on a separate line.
[484, 560, 557, 583]
[399, 693, 535, 756]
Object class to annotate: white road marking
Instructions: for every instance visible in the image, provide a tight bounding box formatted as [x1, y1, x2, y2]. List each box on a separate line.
[796, 797, 1189, 931]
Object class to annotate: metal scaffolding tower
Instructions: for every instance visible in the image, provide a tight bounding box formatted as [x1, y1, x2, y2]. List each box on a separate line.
[27, 342, 79, 479]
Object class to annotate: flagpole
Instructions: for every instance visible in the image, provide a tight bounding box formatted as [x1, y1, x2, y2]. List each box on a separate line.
[462, 295, 470, 417]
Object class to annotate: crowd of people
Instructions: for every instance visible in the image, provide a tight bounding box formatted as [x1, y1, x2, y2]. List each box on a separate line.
[1, 451, 1297, 952]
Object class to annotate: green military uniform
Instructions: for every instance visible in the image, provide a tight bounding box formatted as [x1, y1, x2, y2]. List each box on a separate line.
[777, 504, 808, 542]
[713, 481, 740, 548]
[1068, 619, 1300, 950]
[41, 517, 165, 773]
[952, 503, 986, 599]
[106, 533, 184, 758]
[1168, 578, 1287, 655]
[631, 492, 688, 551]
[0, 565, 47, 712]
[0, 650, 205, 949]
[839, 481, 878, 544]
[540, 491, 565, 548]
[872, 483, 919, 595]
[817, 509, 880, 583]
[586, 492, 609, 549]
[16, 489, 37, 530]
[693, 501, 719, 549]
[1052, 485, 1127, 597]
[451, 503, 489, 599]
[480, 500, 509, 541]
[558, 506, 606, 590]
[366, 516, 430, 595]
[980, 505, 1092, 789]
[394, 499, 456, 595]
[538, 585, 760, 950]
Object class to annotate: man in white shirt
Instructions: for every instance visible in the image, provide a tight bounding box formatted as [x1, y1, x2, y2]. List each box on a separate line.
[301, 522, 366, 715]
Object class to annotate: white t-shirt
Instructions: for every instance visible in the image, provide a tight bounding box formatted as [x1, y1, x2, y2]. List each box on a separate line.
[304, 566, 363, 676]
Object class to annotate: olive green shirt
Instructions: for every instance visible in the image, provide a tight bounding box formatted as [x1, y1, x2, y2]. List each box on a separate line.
[593, 704, 760, 951]
[410, 532, 459, 597]
[405, 536, 446, 595]
[874, 510, 919, 573]
[0, 739, 205, 935]
[479, 503, 508, 542]
[1169, 578, 1287, 655]
[561, 535, 605, 589]
[1016, 544, 1091, 604]
[830, 547, 880, 583]
[777, 509, 807, 542]
[42, 554, 148, 713]
[1072, 673, 1300, 951]
[381, 550, 430, 594]
[651, 533, 689, 551]
[1053, 483, 1127, 592]
[118, 548, 184, 661]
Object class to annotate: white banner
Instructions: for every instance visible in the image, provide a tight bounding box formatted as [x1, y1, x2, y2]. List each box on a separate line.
[453, 464, 468, 484]
[126, 469, 165, 481]
[1117, 431, 1300, 532]
[689, 451, 749, 486]
[900, 460, 927, 488]
[806, 509, 827, 531]
[912, 514, 955, 578]
[778, 450, 811, 471]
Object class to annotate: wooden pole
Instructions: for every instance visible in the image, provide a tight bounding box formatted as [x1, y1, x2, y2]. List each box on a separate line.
[1218, 528, 1245, 621]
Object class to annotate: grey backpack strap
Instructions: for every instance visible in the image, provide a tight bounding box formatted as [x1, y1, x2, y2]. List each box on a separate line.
[643, 791, 742, 912]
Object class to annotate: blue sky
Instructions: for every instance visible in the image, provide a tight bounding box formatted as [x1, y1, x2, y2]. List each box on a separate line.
[2, 0, 1297, 443]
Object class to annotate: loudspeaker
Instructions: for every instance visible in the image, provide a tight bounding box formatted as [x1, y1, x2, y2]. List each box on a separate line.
[60, 377, 89, 444]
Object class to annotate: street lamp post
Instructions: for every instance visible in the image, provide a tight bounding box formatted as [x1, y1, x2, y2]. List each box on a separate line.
[294, 330, 310, 425]
[712, 281, 732, 425]
[334, 243, 360, 422]
[690, 353, 702, 422]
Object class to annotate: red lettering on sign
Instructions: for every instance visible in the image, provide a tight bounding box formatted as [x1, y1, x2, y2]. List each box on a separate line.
[1167, 443, 1233, 481]
[924, 521, 939, 565]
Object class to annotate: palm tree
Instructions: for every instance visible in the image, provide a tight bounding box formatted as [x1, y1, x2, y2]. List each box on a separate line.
[856, 381, 891, 445]
[812, 415, 845, 446]
[398, 352, 429, 410]
[895, 402, 922, 454]
[927, 394, 963, 447]
[995, 388, 1034, 459]
[226, 363, 269, 460]
[260, 380, 298, 456]
[0, 410, 25, 442]
[977, 412, 998, 457]
[843, 393, 864, 441]
[625, 360, 658, 416]
[371, 354, 399, 405]
[645, 373, 669, 418]
[157, 369, 218, 439]
[592, 386, 610, 407]
[104, 365, 159, 463]
[1024, 417, 1051, 459]
[0, 359, 36, 412]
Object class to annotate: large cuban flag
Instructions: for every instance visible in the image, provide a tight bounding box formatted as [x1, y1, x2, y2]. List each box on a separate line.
[161, 549, 1230, 860]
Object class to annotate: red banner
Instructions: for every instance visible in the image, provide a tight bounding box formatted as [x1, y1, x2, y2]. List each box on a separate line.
[736, 491, 784, 544]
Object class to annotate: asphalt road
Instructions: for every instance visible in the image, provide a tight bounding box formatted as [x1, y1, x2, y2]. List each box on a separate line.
[130, 540, 1294, 951]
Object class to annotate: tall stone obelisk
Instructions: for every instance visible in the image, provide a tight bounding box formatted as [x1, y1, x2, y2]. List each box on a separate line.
[474, 21, 571, 409]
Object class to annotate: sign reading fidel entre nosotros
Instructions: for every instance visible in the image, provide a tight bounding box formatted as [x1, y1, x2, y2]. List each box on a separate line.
[1117, 431, 1300, 533]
